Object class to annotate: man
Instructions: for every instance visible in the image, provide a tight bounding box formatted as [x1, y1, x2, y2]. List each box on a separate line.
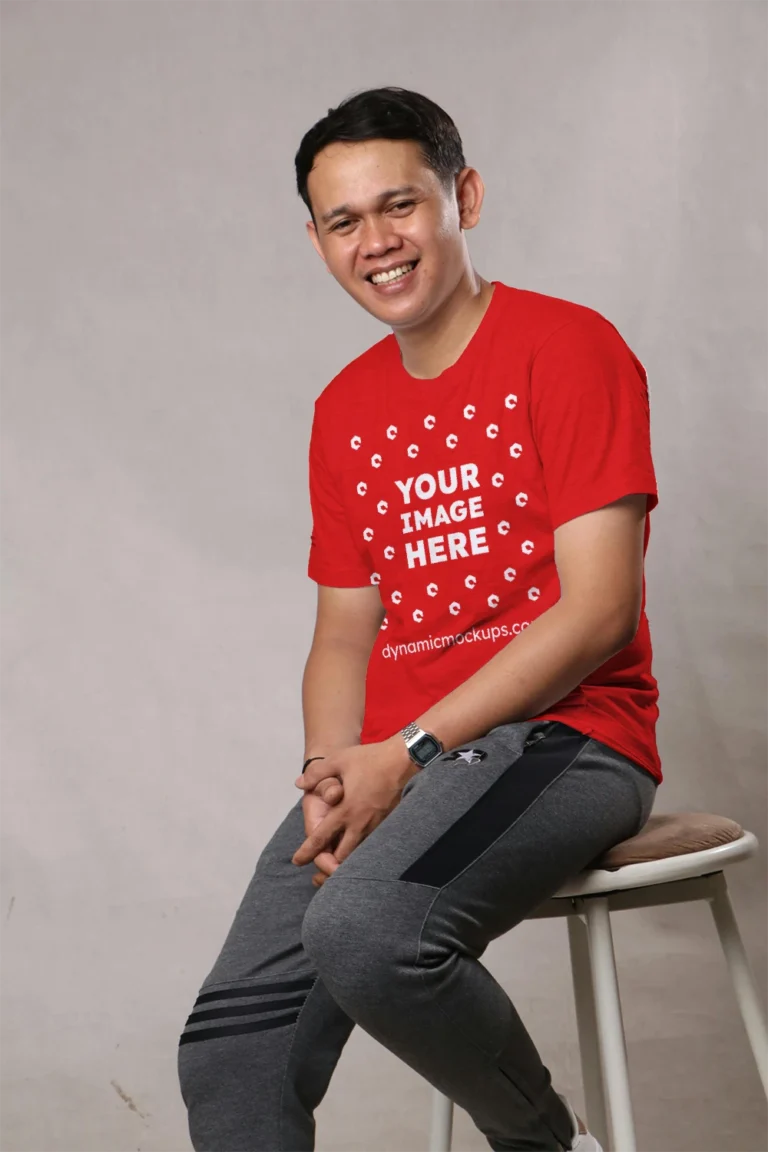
[178, 87, 660, 1152]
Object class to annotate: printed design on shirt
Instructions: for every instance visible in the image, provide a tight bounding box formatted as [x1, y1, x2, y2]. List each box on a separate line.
[444, 748, 487, 764]
[395, 463, 489, 573]
[347, 397, 539, 624]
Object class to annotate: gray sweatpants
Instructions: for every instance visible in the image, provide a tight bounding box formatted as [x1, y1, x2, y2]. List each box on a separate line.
[178, 719, 657, 1152]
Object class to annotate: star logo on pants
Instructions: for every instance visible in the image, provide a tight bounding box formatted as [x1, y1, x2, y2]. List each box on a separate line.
[445, 749, 487, 765]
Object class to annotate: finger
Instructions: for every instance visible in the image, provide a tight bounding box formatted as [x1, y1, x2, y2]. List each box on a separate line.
[296, 760, 340, 790]
[291, 811, 344, 867]
[313, 849, 340, 876]
[316, 779, 343, 805]
[333, 825, 365, 865]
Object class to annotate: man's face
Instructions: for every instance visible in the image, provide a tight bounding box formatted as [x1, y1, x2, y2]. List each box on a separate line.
[305, 138, 476, 329]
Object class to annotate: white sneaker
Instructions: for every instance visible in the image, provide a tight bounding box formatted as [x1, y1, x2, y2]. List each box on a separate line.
[557, 1093, 603, 1152]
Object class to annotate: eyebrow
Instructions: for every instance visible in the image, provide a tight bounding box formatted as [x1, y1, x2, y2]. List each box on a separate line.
[320, 185, 422, 226]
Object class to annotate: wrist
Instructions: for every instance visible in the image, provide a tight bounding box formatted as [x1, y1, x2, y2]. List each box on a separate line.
[384, 734, 421, 788]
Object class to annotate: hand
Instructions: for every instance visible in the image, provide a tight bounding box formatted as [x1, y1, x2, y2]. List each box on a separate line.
[302, 775, 344, 888]
[292, 738, 417, 870]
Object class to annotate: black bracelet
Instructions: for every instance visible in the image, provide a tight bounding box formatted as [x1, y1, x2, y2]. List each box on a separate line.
[302, 756, 325, 774]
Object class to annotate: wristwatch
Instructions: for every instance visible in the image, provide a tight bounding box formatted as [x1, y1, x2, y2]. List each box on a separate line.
[401, 721, 444, 769]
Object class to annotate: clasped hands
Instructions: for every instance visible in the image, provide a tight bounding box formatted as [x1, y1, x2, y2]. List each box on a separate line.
[292, 738, 418, 887]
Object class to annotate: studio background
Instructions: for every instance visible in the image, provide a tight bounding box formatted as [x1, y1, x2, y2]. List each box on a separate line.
[2, 2, 766, 1150]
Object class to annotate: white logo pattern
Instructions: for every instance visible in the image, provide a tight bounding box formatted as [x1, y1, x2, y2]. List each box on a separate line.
[343, 395, 540, 637]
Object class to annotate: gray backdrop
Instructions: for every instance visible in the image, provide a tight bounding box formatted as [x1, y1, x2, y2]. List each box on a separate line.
[2, 2, 766, 1150]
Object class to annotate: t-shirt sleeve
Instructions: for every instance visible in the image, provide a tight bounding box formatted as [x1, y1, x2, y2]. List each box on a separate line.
[307, 402, 373, 587]
[529, 316, 659, 529]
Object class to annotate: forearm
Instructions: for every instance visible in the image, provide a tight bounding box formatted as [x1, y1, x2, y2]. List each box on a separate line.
[302, 638, 370, 760]
[413, 599, 631, 753]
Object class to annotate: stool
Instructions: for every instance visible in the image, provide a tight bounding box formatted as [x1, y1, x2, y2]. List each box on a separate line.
[428, 813, 767, 1152]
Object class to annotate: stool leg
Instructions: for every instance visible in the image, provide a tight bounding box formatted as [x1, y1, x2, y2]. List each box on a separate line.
[568, 911, 610, 1149]
[585, 897, 637, 1152]
[708, 872, 768, 1096]
[429, 1088, 453, 1152]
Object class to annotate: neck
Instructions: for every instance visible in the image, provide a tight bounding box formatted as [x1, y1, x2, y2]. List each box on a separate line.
[393, 273, 495, 380]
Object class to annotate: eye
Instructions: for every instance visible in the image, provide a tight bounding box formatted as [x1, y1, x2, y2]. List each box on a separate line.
[331, 219, 353, 232]
[390, 200, 415, 211]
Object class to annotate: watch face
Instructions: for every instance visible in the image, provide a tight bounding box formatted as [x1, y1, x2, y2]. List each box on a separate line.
[411, 734, 442, 767]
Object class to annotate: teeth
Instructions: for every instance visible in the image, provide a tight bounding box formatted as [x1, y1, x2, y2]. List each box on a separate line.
[371, 263, 415, 285]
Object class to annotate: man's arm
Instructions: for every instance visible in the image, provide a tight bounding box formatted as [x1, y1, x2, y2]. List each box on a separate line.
[294, 494, 650, 869]
[411, 493, 649, 752]
[302, 584, 385, 761]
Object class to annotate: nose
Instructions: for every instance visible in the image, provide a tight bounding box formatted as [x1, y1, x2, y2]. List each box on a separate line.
[359, 217, 403, 260]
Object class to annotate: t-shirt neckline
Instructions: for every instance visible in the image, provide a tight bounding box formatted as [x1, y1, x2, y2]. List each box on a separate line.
[385, 281, 504, 387]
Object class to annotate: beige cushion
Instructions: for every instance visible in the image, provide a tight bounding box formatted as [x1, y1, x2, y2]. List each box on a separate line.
[593, 812, 744, 871]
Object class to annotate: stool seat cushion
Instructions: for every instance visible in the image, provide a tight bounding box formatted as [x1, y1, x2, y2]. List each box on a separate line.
[593, 812, 744, 870]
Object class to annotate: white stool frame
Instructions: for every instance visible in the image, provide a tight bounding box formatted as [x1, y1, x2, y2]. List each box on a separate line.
[429, 832, 766, 1152]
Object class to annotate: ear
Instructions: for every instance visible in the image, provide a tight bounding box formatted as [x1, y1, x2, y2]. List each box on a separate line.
[455, 168, 485, 232]
[306, 219, 327, 265]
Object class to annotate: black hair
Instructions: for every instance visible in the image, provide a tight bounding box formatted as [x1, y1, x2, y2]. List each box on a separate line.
[294, 87, 467, 220]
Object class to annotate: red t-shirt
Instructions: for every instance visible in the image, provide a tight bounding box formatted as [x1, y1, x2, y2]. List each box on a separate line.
[307, 282, 662, 781]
